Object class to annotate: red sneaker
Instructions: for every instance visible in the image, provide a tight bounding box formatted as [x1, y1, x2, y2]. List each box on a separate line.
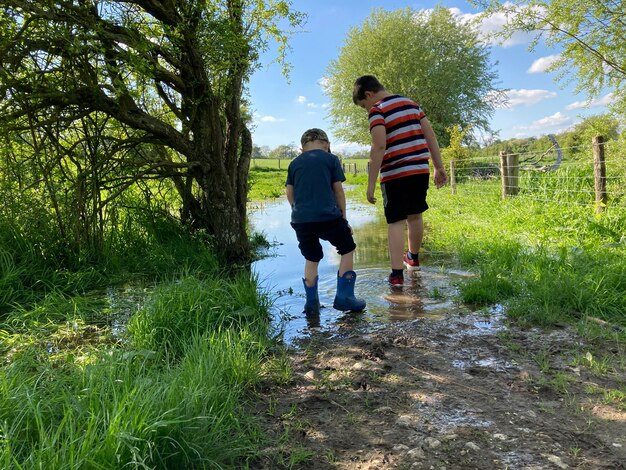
[388, 272, 404, 285]
[403, 252, 420, 270]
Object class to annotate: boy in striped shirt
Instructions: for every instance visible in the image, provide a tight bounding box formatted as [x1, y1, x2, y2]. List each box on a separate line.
[352, 75, 448, 285]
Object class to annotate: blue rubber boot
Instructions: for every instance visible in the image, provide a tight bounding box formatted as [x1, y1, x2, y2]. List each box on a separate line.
[333, 271, 366, 312]
[303, 276, 320, 315]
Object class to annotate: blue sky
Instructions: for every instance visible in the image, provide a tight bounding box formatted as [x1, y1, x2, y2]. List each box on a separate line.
[247, 0, 613, 154]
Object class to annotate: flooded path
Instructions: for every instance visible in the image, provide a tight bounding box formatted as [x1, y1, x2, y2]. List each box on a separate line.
[248, 197, 474, 344]
[250, 199, 626, 470]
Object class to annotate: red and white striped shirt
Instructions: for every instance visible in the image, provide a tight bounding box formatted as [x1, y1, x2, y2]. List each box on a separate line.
[368, 95, 431, 184]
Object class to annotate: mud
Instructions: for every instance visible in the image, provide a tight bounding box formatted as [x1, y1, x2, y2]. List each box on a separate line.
[252, 310, 626, 469]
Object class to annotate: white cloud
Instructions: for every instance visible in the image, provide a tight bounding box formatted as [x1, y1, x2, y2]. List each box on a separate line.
[528, 55, 561, 73]
[259, 115, 285, 123]
[447, 5, 537, 47]
[514, 111, 572, 132]
[296, 97, 327, 109]
[502, 89, 557, 108]
[331, 142, 369, 155]
[566, 92, 615, 110]
[317, 77, 330, 91]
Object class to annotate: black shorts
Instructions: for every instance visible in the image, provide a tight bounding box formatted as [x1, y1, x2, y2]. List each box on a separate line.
[381, 173, 429, 224]
[291, 217, 356, 262]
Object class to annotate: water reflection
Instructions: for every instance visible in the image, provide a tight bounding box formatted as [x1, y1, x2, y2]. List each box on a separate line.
[249, 198, 473, 344]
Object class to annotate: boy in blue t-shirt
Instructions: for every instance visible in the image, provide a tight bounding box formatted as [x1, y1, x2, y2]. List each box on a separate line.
[286, 128, 366, 317]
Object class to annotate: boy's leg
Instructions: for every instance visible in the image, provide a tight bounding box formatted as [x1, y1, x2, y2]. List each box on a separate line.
[388, 220, 405, 270]
[338, 250, 354, 277]
[406, 213, 424, 255]
[304, 260, 319, 287]
[321, 219, 365, 311]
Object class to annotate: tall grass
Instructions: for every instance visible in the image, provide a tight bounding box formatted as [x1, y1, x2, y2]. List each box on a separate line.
[426, 170, 626, 328]
[0, 198, 279, 467]
[0, 209, 221, 314]
[0, 266, 274, 468]
[128, 273, 271, 361]
[0, 331, 267, 468]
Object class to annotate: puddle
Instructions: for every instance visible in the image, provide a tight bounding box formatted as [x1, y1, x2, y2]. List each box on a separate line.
[452, 354, 519, 373]
[249, 198, 475, 344]
[414, 399, 494, 433]
[105, 285, 151, 338]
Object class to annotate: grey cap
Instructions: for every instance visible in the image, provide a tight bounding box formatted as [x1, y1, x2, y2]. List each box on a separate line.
[300, 128, 329, 146]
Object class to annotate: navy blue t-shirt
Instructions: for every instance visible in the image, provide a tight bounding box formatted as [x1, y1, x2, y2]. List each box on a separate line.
[286, 149, 346, 223]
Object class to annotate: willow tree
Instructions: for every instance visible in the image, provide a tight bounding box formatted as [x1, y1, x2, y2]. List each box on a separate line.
[475, 0, 626, 115]
[325, 7, 504, 147]
[0, 0, 303, 262]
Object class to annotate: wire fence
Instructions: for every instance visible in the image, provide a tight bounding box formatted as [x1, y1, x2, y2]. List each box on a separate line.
[338, 137, 626, 212]
[448, 137, 625, 212]
[257, 137, 626, 212]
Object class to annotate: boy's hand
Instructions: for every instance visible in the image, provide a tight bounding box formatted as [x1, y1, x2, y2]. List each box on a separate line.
[434, 167, 448, 189]
[366, 186, 376, 204]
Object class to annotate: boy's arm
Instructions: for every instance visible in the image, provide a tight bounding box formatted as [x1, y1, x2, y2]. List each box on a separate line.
[332, 181, 347, 220]
[367, 125, 386, 204]
[286, 184, 294, 206]
[421, 117, 448, 189]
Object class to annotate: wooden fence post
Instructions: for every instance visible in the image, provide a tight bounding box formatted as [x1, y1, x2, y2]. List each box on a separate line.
[593, 135, 607, 213]
[499, 151, 509, 198]
[507, 153, 520, 195]
[449, 160, 457, 195]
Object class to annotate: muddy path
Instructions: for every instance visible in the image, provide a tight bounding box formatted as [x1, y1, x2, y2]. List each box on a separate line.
[252, 311, 626, 469]
[249, 199, 626, 469]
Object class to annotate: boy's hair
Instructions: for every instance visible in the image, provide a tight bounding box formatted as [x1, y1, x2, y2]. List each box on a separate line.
[353, 75, 385, 104]
[300, 128, 329, 147]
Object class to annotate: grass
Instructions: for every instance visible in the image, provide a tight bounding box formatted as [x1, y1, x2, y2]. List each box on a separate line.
[4, 155, 622, 468]
[0, 205, 282, 468]
[0, 268, 277, 468]
[424, 175, 626, 331]
[248, 166, 368, 202]
[248, 167, 287, 200]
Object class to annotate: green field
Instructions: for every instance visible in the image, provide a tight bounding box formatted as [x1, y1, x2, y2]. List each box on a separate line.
[251, 157, 370, 173]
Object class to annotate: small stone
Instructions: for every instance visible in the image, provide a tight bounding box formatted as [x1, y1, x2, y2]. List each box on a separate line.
[407, 447, 426, 460]
[375, 406, 394, 414]
[424, 437, 441, 449]
[442, 433, 458, 441]
[396, 415, 417, 428]
[493, 433, 508, 441]
[393, 444, 409, 452]
[465, 442, 481, 451]
[546, 454, 568, 469]
[303, 370, 317, 381]
[613, 443, 623, 448]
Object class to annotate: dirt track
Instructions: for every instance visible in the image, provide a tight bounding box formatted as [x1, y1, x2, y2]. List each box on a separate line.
[253, 310, 626, 469]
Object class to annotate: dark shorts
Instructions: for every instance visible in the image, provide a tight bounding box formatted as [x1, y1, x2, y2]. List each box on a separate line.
[291, 217, 356, 262]
[381, 173, 429, 224]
